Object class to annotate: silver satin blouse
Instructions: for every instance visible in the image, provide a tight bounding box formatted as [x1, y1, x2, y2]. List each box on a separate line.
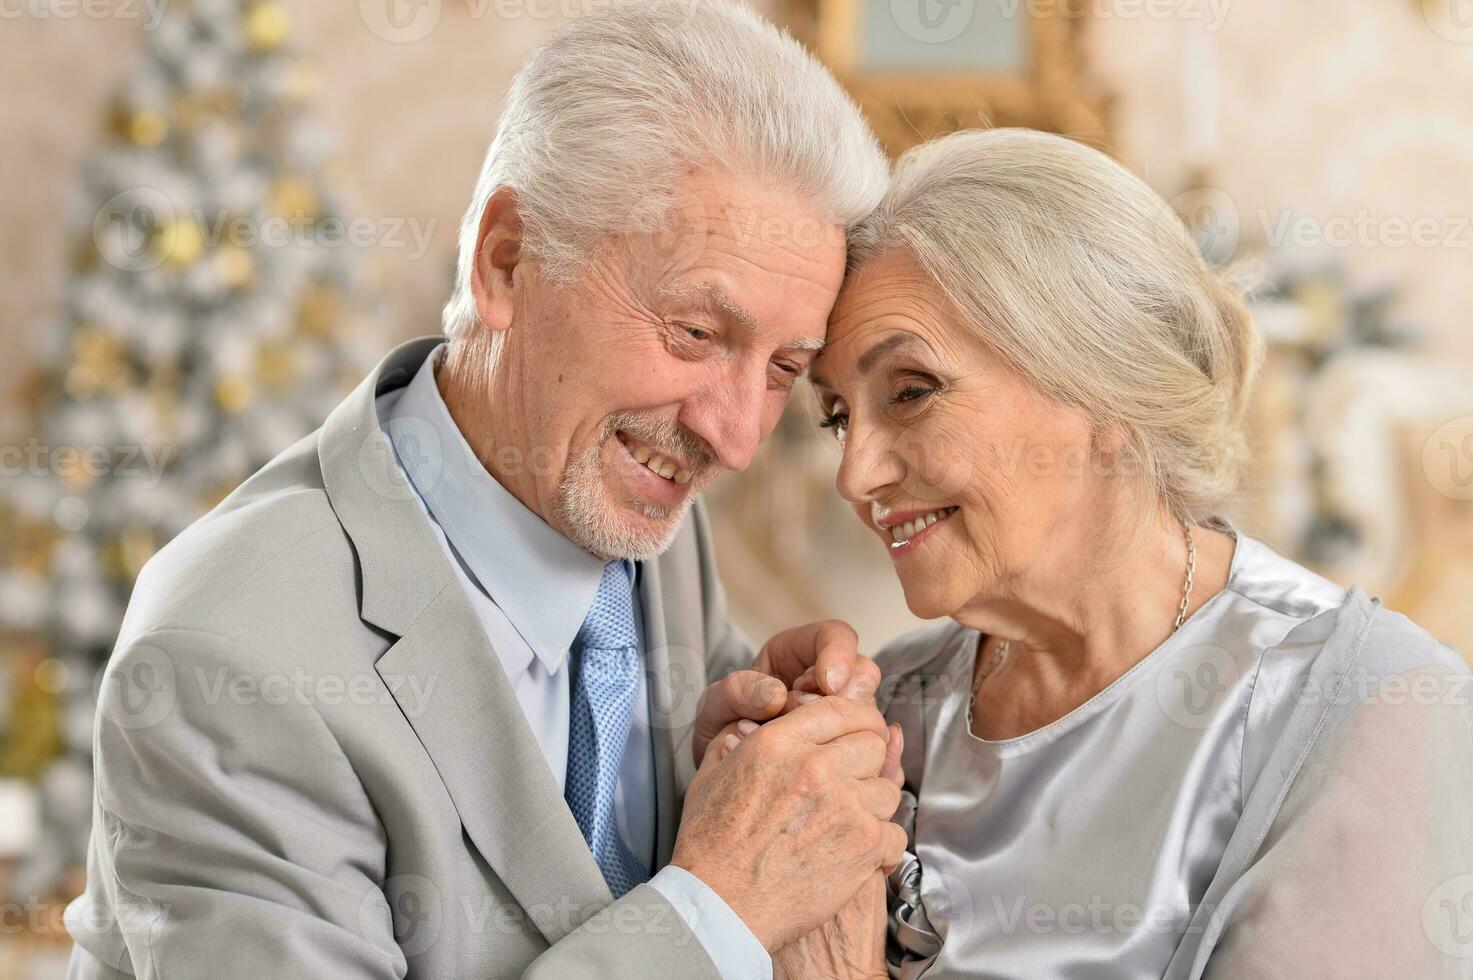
[877, 533, 1473, 978]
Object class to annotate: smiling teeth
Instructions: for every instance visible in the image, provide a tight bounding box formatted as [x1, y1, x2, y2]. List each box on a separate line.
[626, 439, 692, 485]
[889, 507, 959, 544]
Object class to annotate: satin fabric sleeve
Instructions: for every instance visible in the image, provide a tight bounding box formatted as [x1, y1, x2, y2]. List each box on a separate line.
[1203, 616, 1473, 976]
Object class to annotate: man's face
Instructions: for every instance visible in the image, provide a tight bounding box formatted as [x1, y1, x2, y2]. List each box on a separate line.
[466, 168, 848, 560]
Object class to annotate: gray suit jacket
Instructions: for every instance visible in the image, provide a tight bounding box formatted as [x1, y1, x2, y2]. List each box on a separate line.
[66, 337, 753, 979]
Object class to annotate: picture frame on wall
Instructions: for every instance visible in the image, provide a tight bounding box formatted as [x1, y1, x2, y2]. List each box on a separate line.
[784, 0, 1113, 155]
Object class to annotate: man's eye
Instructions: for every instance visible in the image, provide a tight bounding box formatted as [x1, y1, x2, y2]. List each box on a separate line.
[683, 325, 712, 342]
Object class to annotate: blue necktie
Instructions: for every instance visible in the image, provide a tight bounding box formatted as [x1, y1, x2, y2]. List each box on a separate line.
[564, 560, 650, 898]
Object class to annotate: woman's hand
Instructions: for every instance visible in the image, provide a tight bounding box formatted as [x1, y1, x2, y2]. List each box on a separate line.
[773, 870, 889, 980]
[710, 717, 904, 980]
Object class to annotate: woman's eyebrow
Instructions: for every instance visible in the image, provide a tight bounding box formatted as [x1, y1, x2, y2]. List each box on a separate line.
[856, 333, 921, 373]
[809, 331, 927, 388]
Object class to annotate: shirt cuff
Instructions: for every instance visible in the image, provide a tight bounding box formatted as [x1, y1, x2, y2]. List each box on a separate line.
[647, 865, 772, 980]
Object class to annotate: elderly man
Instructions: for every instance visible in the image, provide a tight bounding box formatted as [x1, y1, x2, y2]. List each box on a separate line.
[65, 2, 899, 978]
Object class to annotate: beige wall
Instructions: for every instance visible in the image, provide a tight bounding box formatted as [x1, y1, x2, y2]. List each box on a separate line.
[1089, 0, 1473, 363]
[6, 1, 1470, 436]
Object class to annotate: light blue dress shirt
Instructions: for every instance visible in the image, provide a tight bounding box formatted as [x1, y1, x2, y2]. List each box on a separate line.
[375, 343, 769, 980]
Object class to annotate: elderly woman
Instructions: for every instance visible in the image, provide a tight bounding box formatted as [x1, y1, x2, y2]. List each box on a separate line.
[776, 129, 1473, 978]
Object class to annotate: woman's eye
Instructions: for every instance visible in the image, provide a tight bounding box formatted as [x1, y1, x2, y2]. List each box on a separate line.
[891, 384, 935, 405]
[818, 403, 849, 438]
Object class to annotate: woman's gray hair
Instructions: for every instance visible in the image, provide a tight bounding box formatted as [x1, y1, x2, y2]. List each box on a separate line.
[848, 128, 1263, 521]
[441, 0, 888, 340]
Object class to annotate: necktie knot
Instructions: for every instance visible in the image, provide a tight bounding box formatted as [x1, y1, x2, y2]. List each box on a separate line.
[578, 560, 638, 652]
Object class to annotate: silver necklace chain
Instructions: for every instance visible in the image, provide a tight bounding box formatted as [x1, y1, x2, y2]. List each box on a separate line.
[969, 516, 1197, 728]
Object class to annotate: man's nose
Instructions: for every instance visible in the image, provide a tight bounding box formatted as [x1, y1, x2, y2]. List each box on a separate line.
[681, 364, 769, 473]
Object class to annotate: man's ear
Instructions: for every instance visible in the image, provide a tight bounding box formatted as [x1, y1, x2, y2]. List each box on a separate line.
[469, 186, 523, 335]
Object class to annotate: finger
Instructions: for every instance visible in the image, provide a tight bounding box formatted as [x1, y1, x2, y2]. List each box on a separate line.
[841, 655, 882, 703]
[765, 694, 889, 746]
[692, 670, 789, 763]
[880, 723, 904, 786]
[707, 721, 745, 764]
[822, 729, 889, 780]
[792, 665, 819, 694]
[754, 619, 860, 693]
[857, 775, 903, 821]
[875, 820, 908, 873]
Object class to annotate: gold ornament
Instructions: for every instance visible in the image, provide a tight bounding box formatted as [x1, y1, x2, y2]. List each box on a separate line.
[102, 524, 158, 582]
[269, 175, 319, 223]
[255, 339, 299, 392]
[214, 243, 255, 289]
[67, 326, 132, 398]
[127, 109, 168, 147]
[296, 284, 340, 339]
[156, 218, 205, 267]
[33, 658, 69, 695]
[7, 520, 58, 577]
[0, 650, 65, 780]
[244, 1, 292, 52]
[215, 373, 254, 413]
[1291, 278, 1343, 346]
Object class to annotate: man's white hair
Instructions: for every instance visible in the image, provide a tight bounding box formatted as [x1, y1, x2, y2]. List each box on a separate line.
[440, 0, 888, 340]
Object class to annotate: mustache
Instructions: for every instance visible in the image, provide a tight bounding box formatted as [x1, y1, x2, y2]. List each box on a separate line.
[605, 411, 717, 472]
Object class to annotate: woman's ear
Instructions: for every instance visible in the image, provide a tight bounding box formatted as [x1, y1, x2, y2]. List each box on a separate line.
[469, 186, 524, 336]
[1090, 418, 1134, 474]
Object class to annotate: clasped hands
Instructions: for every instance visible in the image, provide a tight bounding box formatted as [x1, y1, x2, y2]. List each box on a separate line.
[672, 620, 902, 979]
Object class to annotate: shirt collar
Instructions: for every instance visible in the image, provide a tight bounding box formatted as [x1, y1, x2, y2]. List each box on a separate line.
[384, 343, 623, 675]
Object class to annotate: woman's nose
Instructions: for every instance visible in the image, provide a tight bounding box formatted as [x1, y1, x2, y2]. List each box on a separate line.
[835, 420, 906, 505]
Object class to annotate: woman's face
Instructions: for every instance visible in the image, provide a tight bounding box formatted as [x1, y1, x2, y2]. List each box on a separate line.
[810, 250, 1111, 619]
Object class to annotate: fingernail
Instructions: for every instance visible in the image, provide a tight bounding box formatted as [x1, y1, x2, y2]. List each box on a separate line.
[825, 665, 849, 693]
[723, 733, 741, 752]
[736, 719, 759, 736]
[795, 692, 821, 704]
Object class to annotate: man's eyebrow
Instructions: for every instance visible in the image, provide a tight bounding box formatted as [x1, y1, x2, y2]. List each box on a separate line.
[785, 336, 826, 353]
[670, 281, 821, 353]
[690, 281, 757, 332]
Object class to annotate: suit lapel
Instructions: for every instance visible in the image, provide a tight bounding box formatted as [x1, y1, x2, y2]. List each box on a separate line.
[639, 552, 708, 870]
[320, 337, 609, 945]
[375, 585, 612, 942]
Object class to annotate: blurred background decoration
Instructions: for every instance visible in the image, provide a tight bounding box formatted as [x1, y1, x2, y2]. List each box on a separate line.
[2, 0, 1472, 973]
[0, 0, 386, 968]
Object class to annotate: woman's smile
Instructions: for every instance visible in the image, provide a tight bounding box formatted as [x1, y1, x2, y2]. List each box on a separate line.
[876, 504, 961, 557]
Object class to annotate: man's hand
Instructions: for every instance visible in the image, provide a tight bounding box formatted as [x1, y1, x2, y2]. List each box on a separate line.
[692, 620, 880, 765]
[670, 696, 907, 952]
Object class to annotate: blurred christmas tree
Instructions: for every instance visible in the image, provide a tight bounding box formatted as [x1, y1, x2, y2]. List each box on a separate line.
[0, 0, 385, 904]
